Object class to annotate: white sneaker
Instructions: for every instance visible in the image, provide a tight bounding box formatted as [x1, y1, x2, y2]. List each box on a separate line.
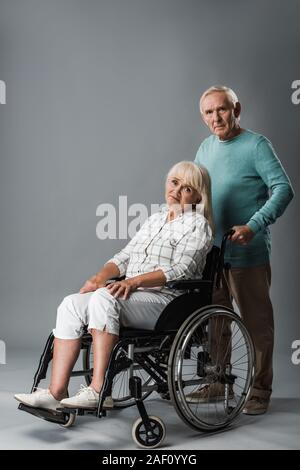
[60, 385, 99, 409]
[14, 388, 61, 411]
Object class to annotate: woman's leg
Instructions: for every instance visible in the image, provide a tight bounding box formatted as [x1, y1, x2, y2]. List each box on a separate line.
[117, 289, 173, 330]
[50, 292, 93, 399]
[86, 288, 121, 393]
[49, 338, 81, 400]
[14, 292, 92, 409]
[88, 289, 172, 392]
[89, 329, 119, 393]
[59, 288, 172, 408]
[59, 289, 121, 408]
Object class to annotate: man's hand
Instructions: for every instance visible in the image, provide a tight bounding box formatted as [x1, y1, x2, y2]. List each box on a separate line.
[79, 276, 106, 294]
[230, 225, 255, 245]
[106, 278, 139, 300]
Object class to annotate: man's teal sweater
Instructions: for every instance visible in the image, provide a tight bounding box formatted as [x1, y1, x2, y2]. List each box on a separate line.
[195, 129, 294, 267]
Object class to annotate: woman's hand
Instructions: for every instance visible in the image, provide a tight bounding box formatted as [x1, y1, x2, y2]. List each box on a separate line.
[79, 276, 106, 294]
[106, 278, 139, 300]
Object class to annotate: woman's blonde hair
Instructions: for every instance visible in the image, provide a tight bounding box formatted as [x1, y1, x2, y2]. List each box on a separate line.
[166, 161, 214, 234]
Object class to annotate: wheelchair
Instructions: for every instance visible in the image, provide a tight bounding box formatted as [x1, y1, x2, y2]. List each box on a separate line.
[18, 231, 255, 448]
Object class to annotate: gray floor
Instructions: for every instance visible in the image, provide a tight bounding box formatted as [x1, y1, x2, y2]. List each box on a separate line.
[1, 350, 299, 450]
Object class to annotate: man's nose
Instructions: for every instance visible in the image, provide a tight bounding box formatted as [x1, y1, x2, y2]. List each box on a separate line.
[212, 110, 221, 121]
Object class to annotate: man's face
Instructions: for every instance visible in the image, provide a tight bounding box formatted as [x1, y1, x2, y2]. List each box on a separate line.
[201, 92, 240, 140]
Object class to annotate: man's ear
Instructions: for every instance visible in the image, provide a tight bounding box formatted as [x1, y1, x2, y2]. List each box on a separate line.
[200, 112, 208, 126]
[199, 102, 207, 125]
[234, 102, 241, 118]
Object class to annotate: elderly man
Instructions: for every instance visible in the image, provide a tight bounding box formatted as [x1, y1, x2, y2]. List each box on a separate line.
[192, 85, 294, 415]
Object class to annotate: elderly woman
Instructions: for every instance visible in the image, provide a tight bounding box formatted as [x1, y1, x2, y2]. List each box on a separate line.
[15, 161, 214, 411]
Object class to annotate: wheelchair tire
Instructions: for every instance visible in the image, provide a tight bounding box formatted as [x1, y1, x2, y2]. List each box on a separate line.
[168, 305, 255, 432]
[82, 342, 154, 408]
[132, 416, 166, 449]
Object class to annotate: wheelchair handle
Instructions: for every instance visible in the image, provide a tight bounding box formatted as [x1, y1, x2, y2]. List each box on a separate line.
[215, 229, 235, 289]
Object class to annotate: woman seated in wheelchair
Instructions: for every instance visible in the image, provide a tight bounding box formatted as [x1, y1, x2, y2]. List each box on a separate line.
[15, 161, 214, 411]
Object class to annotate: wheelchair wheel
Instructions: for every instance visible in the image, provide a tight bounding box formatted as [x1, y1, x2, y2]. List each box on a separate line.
[82, 342, 154, 408]
[60, 412, 76, 428]
[132, 416, 166, 448]
[168, 306, 255, 432]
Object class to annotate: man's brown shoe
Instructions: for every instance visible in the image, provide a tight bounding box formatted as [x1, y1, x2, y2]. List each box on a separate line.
[242, 396, 269, 415]
[186, 382, 234, 404]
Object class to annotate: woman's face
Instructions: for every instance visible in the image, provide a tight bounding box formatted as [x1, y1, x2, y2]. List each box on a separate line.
[165, 175, 201, 212]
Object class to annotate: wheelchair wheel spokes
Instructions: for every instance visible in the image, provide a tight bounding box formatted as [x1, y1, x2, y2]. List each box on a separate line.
[82, 342, 154, 408]
[168, 307, 255, 432]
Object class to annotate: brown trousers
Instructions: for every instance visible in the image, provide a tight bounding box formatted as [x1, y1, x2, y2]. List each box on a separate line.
[212, 264, 274, 400]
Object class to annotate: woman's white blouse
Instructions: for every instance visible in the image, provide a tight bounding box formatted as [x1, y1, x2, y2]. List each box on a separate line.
[105, 207, 213, 294]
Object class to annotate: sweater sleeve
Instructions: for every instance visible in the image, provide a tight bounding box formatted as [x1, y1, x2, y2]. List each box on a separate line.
[247, 137, 294, 233]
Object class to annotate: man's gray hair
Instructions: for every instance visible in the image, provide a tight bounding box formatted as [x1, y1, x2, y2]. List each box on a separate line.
[200, 86, 239, 113]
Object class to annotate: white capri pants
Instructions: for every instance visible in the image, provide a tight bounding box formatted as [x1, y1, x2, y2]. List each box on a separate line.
[53, 287, 175, 339]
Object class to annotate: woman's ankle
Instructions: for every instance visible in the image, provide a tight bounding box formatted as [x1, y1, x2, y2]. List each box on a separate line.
[49, 387, 68, 401]
[89, 383, 102, 394]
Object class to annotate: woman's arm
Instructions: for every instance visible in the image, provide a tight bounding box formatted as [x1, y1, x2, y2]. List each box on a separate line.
[79, 262, 121, 293]
[133, 270, 167, 288]
[106, 269, 166, 299]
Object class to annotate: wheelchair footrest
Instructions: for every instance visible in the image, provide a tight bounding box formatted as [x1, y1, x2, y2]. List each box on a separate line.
[18, 403, 70, 425]
[56, 406, 96, 416]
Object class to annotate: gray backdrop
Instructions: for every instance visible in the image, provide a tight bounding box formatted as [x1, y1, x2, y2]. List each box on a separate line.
[0, 0, 299, 390]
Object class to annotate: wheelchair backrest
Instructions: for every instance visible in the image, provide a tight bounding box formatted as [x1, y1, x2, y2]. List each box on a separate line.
[202, 245, 220, 283]
[154, 245, 220, 333]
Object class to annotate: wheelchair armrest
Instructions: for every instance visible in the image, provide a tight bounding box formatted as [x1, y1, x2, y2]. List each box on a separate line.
[165, 279, 212, 291]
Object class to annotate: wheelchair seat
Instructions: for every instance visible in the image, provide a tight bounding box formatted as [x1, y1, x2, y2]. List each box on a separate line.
[120, 327, 154, 337]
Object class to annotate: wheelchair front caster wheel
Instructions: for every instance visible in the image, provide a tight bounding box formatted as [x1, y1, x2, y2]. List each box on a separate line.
[60, 413, 76, 428]
[132, 416, 166, 448]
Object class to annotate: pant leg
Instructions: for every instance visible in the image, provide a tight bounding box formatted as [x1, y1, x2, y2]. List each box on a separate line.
[53, 292, 93, 339]
[212, 270, 234, 310]
[54, 287, 173, 339]
[87, 287, 172, 335]
[228, 264, 274, 400]
[87, 287, 121, 335]
[118, 289, 172, 329]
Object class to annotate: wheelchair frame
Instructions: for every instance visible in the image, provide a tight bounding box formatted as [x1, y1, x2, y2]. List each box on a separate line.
[18, 231, 255, 448]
